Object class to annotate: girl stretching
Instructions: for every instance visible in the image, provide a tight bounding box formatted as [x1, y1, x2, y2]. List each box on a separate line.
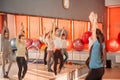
[46, 31, 54, 72]
[52, 21, 64, 75]
[16, 23, 28, 80]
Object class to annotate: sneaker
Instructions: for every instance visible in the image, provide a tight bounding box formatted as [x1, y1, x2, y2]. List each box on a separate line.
[48, 69, 54, 72]
[5, 72, 8, 76]
[4, 75, 9, 78]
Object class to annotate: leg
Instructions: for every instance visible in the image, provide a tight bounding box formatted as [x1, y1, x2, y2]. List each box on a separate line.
[50, 51, 54, 69]
[6, 54, 13, 75]
[58, 51, 64, 72]
[16, 57, 22, 80]
[97, 68, 105, 80]
[63, 49, 68, 63]
[44, 47, 47, 65]
[47, 51, 51, 70]
[53, 50, 58, 75]
[2, 53, 6, 76]
[22, 58, 28, 79]
[85, 69, 98, 80]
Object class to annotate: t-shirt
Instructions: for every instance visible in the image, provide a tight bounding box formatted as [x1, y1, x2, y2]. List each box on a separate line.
[89, 40, 105, 69]
[54, 37, 62, 49]
[61, 39, 67, 48]
[88, 37, 94, 49]
[46, 38, 54, 51]
[16, 37, 26, 57]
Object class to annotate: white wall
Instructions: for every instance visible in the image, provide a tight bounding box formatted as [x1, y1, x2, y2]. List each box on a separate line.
[105, 0, 120, 7]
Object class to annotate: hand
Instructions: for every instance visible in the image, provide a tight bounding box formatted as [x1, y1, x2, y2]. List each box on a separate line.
[20, 22, 24, 30]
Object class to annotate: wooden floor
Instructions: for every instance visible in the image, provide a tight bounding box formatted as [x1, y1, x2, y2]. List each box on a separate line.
[0, 62, 86, 80]
[0, 62, 120, 80]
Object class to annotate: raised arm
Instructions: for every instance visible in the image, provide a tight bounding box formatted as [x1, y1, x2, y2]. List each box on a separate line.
[60, 27, 66, 38]
[16, 23, 25, 46]
[1, 26, 9, 41]
[91, 13, 98, 42]
[52, 20, 56, 39]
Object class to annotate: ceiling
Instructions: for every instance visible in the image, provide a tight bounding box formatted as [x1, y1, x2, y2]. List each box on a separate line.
[105, 0, 120, 7]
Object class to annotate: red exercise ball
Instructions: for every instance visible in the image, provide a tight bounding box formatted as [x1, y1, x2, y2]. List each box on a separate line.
[32, 39, 42, 49]
[26, 39, 33, 48]
[82, 31, 92, 44]
[106, 39, 120, 52]
[67, 61, 72, 65]
[72, 39, 84, 51]
[117, 32, 120, 43]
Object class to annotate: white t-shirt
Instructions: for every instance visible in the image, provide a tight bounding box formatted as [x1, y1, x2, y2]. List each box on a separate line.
[88, 37, 94, 49]
[54, 37, 62, 49]
[61, 39, 67, 48]
[46, 38, 54, 51]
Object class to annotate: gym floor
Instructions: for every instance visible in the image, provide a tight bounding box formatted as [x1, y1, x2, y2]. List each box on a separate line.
[0, 62, 120, 80]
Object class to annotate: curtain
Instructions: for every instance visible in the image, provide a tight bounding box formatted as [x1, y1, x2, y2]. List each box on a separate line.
[15, 15, 28, 38]
[0, 15, 2, 33]
[73, 21, 88, 40]
[42, 18, 54, 34]
[108, 7, 120, 40]
[29, 16, 40, 39]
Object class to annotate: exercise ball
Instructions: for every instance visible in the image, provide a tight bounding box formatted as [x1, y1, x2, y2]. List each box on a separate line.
[10, 38, 16, 49]
[117, 32, 120, 43]
[106, 39, 120, 52]
[67, 61, 72, 65]
[82, 31, 92, 44]
[26, 39, 33, 48]
[32, 39, 42, 49]
[41, 44, 47, 50]
[58, 29, 68, 39]
[72, 39, 84, 51]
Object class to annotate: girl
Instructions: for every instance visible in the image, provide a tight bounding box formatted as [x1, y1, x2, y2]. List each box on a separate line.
[85, 29, 106, 80]
[1, 20, 12, 78]
[16, 23, 28, 80]
[61, 29, 68, 66]
[46, 31, 54, 72]
[52, 21, 64, 75]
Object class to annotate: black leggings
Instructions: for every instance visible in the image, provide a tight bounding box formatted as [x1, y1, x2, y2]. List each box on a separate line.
[16, 57, 27, 80]
[85, 67, 104, 80]
[44, 47, 48, 65]
[54, 49, 64, 75]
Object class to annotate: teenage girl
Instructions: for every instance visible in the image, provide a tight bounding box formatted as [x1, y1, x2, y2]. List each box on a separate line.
[16, 23, 28, 80]
[1, 20, 13, 78]
[46, 31, 54, 72]
[52, 21, 64, 75]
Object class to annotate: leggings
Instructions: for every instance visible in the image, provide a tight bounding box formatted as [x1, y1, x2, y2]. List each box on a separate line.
[16, 57, 27, 80]
[53, 49, 64, 75]
[61, 48, 68, 63]
[44, 47, 47, 65]
[2, 53, 13, 76]
[47, 50, 54, 70]
[85, 67, 104, 80]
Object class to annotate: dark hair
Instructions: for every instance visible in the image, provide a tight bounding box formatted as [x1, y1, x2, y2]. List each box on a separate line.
[62, 33, 65, 37]
[96, 28, 105, 57]
[55, 27, 58, 32]
[4, 30, 7, 35]
[18, 34, 25, 39]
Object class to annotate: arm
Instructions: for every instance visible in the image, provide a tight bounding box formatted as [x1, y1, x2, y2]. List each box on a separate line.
[16, 23, 25, 47]
[91, 13, 98, 41]
[102, 48, 106, 67]
[52, 20, 56, 39]
[1, 26, 9, 41]
[25, 48, 29, 63]
[60, 27, 66, 38]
